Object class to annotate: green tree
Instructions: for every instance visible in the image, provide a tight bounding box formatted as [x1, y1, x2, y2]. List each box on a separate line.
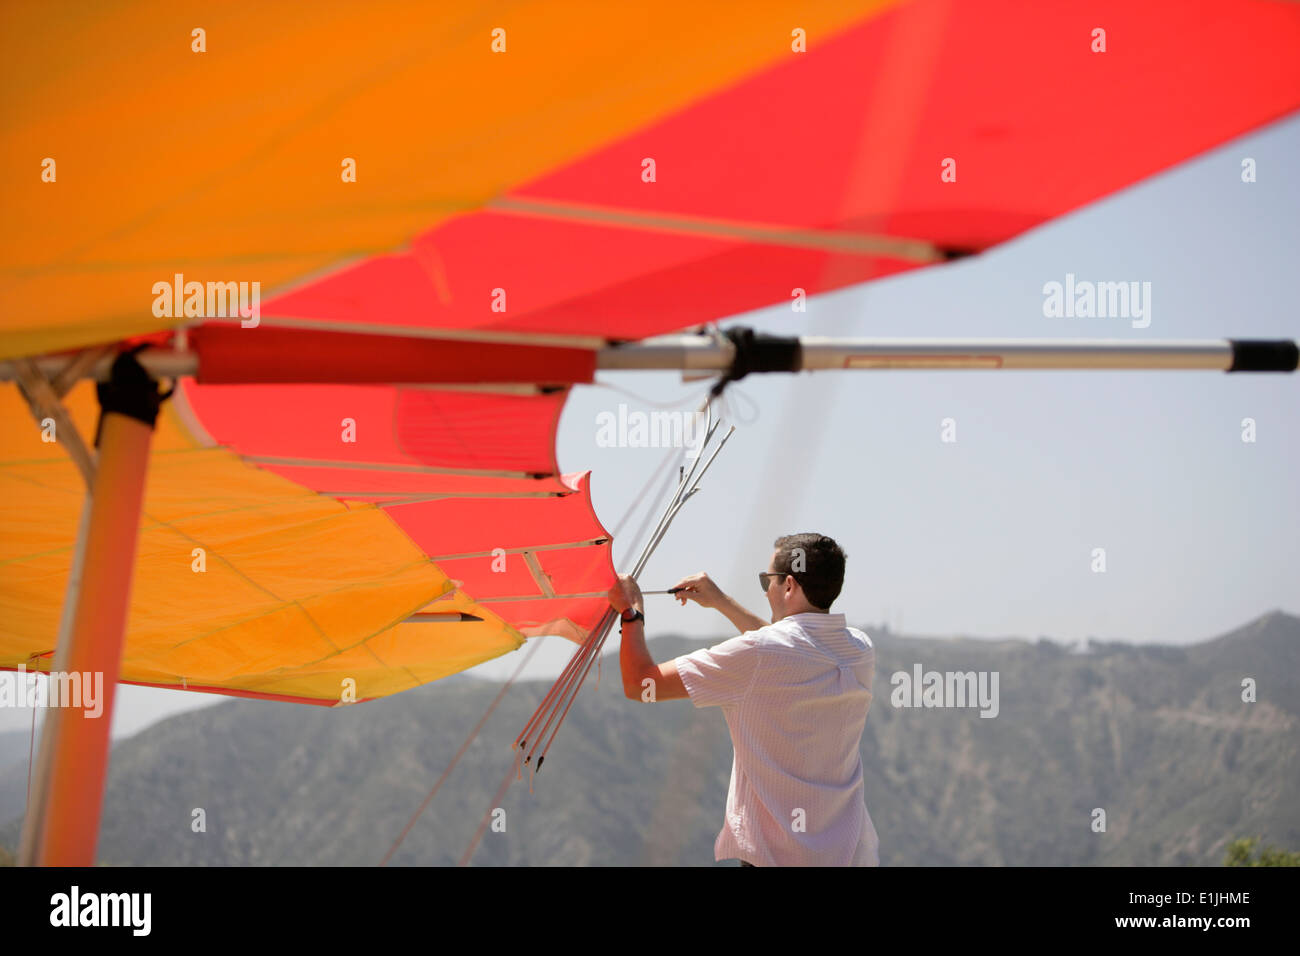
[1223, 836, 1300, 867]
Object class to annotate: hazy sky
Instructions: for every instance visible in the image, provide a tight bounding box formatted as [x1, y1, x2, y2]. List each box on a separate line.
[5, 115, 1295, 741]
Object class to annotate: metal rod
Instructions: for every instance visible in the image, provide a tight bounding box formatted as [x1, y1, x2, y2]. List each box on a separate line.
[513, 398, 728, 773]
[528, 407, 733, 772]
[5, 337, 1292, 385]
[597, 336, 1273, 371]
[513, 618, 602, 756]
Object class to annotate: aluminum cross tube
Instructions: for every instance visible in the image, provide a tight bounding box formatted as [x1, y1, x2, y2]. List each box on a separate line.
[4, 337, 1294, 385]
[596, 336, 1299, 373]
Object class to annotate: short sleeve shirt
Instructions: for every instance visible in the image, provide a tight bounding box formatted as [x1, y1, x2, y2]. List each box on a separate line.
[673, 612, 878, 866]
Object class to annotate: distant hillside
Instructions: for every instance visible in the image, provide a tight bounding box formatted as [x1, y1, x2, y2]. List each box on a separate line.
[0, 729, 37, 833]
[0, 729, 34, 771]
[2, 611, 1296, 865]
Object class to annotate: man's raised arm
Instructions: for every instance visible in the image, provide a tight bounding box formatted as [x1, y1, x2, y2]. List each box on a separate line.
[672, 572, 767, 634]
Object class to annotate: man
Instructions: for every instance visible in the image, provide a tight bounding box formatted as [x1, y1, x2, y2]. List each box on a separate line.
[610, 532, 879, 867]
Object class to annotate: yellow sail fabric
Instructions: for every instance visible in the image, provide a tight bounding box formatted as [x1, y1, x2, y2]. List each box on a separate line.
[0, 381, 523, 704]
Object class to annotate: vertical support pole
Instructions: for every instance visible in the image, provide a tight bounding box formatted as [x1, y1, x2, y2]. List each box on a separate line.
[18, 351, 164, 866]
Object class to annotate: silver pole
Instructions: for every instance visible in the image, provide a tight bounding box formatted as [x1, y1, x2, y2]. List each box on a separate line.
[2, 336, 1293, 383]
[596, 336, 1298, 372]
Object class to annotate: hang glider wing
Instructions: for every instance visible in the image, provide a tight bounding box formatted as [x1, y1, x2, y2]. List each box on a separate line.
[2, 0, 1298, 706]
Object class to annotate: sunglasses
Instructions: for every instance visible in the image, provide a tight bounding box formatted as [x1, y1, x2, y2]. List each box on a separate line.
[758, 571, 794, 593]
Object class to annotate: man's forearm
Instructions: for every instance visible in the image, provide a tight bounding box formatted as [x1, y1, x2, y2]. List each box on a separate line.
[619, 619, 654, 698]
[715, 594, 767, 633]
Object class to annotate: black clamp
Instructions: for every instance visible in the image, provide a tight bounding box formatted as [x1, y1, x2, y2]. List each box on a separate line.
[709, 326, 802, 398]
[95, 346, 174, 445]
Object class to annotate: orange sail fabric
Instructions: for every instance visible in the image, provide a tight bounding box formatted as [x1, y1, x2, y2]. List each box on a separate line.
[0, 0, 889, 358]
[0, 383, 520, 705]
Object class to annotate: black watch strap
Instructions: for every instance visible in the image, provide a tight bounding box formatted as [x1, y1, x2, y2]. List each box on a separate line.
[620, 608, 644, 625]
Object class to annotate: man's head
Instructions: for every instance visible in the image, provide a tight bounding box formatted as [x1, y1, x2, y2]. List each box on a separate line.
[761, 533, 847, 621]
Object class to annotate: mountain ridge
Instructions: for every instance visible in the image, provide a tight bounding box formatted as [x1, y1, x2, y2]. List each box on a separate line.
[2, 610, 1295, 865]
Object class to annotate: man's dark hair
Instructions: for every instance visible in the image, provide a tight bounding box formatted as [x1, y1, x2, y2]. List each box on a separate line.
[772, 533, 846, 610]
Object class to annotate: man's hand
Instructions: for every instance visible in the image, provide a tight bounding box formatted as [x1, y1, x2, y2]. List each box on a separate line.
[607, 574, 643, 615]
[670, 571, 725, 609]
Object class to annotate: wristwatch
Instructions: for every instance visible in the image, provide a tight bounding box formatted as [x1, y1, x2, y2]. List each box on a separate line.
[619, 607, 644, 626]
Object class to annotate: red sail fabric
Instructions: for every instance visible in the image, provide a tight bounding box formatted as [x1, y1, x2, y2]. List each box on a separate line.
[182, 0, 1300, 656]
[196, 0, 1300, 367]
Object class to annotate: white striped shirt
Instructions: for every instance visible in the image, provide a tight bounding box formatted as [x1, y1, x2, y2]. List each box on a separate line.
[674, 611, 878, 866]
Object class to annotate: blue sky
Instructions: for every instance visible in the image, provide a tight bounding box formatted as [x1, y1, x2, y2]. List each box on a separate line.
[5, 114, 1295, 740]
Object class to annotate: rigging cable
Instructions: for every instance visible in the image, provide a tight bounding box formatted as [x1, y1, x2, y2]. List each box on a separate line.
[377, 635, 544, 866]
[25, 678, 37, 820]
